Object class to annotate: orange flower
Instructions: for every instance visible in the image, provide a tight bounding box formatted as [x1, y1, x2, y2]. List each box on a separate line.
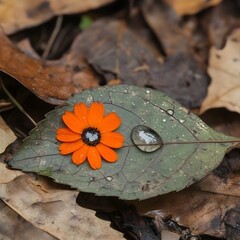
[56, 102, 124, 169]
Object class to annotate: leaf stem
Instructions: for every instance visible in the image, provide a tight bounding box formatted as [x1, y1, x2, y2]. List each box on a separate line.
[123, 139, 240, 148]
[0, 78, 37, 126]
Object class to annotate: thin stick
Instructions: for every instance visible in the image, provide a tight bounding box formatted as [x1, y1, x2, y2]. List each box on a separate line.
[0, 79, 37, 126]
[42, 16, 63, 59]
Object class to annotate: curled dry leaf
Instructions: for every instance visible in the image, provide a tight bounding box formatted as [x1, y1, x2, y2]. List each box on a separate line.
[200, 29, 240, 114]
[163, 0, 222, 15]
[0, 30, 99, 105]
[0, 164, 123, 240]
[0, 0, 115, 34]
[0, 116, 16, 154]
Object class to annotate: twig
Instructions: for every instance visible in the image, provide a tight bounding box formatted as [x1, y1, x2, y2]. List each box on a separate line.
[0, 78, 37, 126]
[42, 16, 63, 59]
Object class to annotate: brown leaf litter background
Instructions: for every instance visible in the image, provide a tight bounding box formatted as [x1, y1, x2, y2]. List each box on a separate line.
[1, 0, 240, 239]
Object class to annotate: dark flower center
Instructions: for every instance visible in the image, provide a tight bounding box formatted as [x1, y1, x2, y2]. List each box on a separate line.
[81, 127, 101, 146]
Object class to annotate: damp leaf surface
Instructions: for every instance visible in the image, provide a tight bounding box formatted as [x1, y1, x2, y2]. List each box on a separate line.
[9, 85, 239, 200]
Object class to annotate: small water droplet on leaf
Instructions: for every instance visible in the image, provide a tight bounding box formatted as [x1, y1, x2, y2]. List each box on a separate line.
[131, 125, 163, 152]
[167, 109, 174, 115]
[106, 176, 113, 181]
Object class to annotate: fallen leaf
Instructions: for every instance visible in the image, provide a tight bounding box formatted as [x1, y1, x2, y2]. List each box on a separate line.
[224, 208, 240, 239]
[0, 30, 99, 105]
[163, 0, 222, 15]
[141, 1, 209, 108]
[0, 162, 23, 182]
[200, 29, 240, 114]
[0, 163, 123, 240]
[161, 230, 179, 240]
[0, 116, 16, 154]
[96, 206, 161, 239]
[73, 19, 209, 108]
[0, 199, 56, 240]
[9, 85, 239, 200]
[141, 0, 189, 56]
[201, 108, 240, 138]
[203, 0, 240, 49]
[0, 0, 116, 34]
[213, 148, 240, 178]
[135, 171, 240, 238]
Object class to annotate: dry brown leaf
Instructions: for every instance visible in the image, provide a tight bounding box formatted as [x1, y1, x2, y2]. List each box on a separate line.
[205, 1, 240, 49]
[0, 116, 16, 154]
[141, 0, 189, 56]
[0, 163, 23, 182]
[161, 230, 179, 240]
[0, 30, 99, 105]
[201, 109, 240, 138]
[200, 29, 240, 114]
[0, 199, 56, 240]
[74, 19, 209, 108]
[0, 0, 115, 34]
[134, 171, 240, 238]
[0, 164, 123, 240]
[163, 0, 222, 15]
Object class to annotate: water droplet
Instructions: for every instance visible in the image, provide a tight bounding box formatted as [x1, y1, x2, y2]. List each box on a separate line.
[179, 119, 185, 123]
[131, 125, 163, 152]
[167, 109, 174, 115]
[106, 176, 113, 182]
[162, 119, 166, 122]
[146, 90, 150, 94]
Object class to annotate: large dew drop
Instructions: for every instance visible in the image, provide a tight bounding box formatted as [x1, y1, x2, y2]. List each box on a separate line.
[131, 125, 163, 152]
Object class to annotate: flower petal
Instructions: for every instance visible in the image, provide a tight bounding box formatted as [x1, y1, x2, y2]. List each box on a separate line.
[72, 144, 89, 165]
[87, 102, 104, 128]
[74, 103, 88, 128]
[62, 111, 86, 133]
[56, 128, 81, 142]
[99, 112, 121, 133]
[101, 132, 124, 148]
[87, 146, 101, 169]
[59, 140, 84, 155]
[96, 143, 118, 162]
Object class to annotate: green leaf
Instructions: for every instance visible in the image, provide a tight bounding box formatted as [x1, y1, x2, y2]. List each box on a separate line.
[9, 85, 239, 200]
